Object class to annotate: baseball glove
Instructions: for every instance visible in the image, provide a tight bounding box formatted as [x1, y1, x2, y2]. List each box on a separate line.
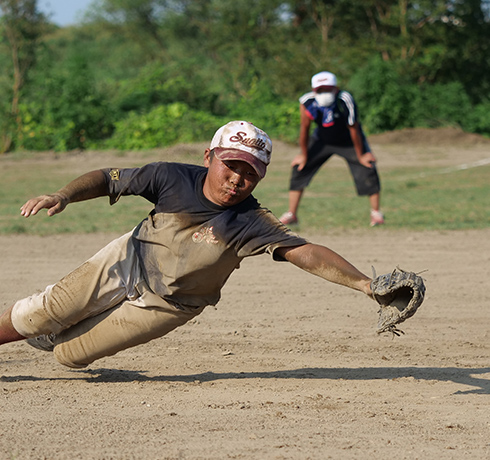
[371, 267, 426, 336]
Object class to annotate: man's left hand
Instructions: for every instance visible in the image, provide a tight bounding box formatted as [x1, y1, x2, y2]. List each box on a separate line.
[359, 152, 376, 168]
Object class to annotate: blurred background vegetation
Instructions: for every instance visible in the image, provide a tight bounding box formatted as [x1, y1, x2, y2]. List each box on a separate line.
[0, 0, 489, 154]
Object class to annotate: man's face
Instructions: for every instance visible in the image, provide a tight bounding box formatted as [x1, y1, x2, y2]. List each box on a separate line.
[203, 149, 261, 207]
[314, 85, 339, 107]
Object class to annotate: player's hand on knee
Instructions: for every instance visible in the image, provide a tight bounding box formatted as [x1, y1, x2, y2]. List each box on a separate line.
[291, 154, 307, 171]
[360, 152, 376, 168]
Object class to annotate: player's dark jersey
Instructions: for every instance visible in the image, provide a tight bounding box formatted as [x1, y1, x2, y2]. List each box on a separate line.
[300, 90, 368, 148]
[103, 163, 307, 308]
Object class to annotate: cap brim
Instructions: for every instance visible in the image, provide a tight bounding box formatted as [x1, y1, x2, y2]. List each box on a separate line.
[313, 84, 337, 91]
[214, 148, 267, 178]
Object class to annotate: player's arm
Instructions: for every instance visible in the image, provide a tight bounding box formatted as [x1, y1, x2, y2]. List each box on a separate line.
[291, 104, 312, 171]
[20, 169, 108, 218]
[348, 122, 375, 168]
[275, 243, 373, 297]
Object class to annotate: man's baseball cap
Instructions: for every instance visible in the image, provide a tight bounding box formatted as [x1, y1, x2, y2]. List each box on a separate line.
[311, 71, 337, 90]
[210, 121, 272, 178]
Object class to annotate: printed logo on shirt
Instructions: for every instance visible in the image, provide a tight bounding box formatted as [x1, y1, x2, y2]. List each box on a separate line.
[192, 226, 219, 244]
[109, 169, 120, 181]
[322, 107, 335, 127]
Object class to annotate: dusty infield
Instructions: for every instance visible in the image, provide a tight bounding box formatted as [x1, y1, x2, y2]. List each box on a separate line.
[1, 129, 490, 459]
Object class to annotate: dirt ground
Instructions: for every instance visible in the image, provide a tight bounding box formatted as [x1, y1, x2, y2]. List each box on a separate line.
[1, 128, 490, 459]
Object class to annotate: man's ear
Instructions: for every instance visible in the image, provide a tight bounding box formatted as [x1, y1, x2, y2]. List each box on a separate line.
[203, 148, 212, 168]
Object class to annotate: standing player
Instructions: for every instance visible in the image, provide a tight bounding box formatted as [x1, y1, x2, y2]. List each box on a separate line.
[279, 71, 384, 227]
[0, 121, 375, 369]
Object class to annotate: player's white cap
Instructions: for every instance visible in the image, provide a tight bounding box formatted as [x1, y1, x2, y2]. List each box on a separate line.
[311, 71, 337, 90]
[210, 121, 272, 178]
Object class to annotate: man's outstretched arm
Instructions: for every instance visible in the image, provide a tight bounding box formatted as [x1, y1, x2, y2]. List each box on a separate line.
[276, 243, 373, 297]
[20, 170, 108, 218]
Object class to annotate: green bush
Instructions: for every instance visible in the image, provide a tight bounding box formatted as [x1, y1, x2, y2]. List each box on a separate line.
[17, 55, 114, 151]
[4, 53, 490, 153]
[102, 102, 227, 150]
[227, 100, 299, 144]
[348, 58, 415, 133]
[414, 81, 472, 128]
[461, 100, 490, 136]
[348, 58, 480, 134]
[113, 61, 222, 115]
[224, 78, 300, 143]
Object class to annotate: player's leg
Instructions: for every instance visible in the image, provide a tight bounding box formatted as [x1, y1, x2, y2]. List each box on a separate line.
[0, 306, 27, 345]
[368, 193, 384, 226]
[283, 190, 303, 223]
[53, 286, 205, 368]
[10, 231, 141, 341]
[280, 141, 333, 224]
[340, 146, 383, 226]
[369, 192, 380, 211]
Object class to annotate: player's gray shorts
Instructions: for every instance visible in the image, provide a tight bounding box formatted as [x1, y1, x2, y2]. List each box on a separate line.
[11, 231, 204, 368]
[289, 140, 381, 196]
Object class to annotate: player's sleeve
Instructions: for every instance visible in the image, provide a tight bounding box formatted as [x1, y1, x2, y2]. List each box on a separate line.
[338, 91, 358, 126]
[299, 92, 317, 121]
[235, 208, 309, 260]
[103, 163, 164, 205]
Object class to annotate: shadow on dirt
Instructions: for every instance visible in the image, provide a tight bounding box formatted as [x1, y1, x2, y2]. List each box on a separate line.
[3, 366, 489, 394]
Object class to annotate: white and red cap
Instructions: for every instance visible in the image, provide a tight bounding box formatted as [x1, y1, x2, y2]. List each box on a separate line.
[210, 121, 272, 178]
[311, 71, 337, 90]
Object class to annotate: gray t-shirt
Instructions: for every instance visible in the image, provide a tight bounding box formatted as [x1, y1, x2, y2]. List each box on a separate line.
[104, 162, 307, 308]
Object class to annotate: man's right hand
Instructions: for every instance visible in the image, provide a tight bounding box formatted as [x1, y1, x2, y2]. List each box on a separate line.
[20, 194, 69, 218]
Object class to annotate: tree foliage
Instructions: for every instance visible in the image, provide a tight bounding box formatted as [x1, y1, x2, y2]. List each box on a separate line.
[0, 0, 489, 152]
[0, 0, 47, 152]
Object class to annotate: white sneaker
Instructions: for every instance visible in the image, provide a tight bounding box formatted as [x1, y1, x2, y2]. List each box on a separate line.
[370, 210, 385, 227]
[279, 211, 298, 225]
[26, 333, 56, 352]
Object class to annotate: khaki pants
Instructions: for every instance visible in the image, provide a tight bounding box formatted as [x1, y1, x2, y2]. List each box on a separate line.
[11, 231, 204, 368]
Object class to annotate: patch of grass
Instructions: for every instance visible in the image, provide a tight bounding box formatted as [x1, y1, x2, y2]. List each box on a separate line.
[0, 159, 152, 236]
[256, 162, 490, 232]
[0, 153, 489, 235]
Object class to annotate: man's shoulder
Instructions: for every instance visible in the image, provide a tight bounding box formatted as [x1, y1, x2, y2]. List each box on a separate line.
[337, 90, 355, 106]
[299, 91, 316, 105]
[146, 161, 205, 176]
[151, 161, 204, 170]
